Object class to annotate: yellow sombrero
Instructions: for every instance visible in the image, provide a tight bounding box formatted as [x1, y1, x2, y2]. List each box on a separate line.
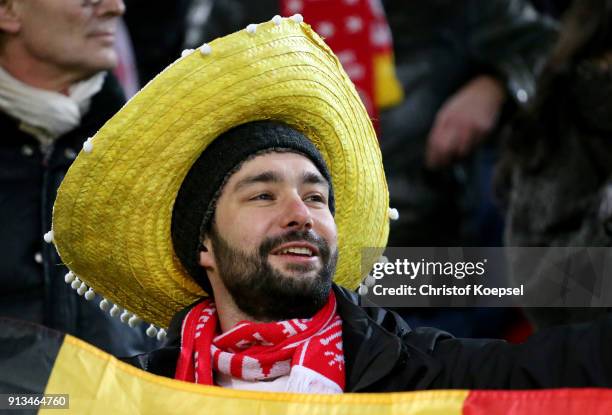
[50, 15, 391, 331]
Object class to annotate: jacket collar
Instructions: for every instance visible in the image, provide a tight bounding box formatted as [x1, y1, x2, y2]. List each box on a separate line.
[332, 285, 444, 392]
[332, 285, 405, 391]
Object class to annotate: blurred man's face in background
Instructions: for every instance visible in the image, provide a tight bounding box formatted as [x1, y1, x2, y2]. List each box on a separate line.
[0, 0, 125, 80]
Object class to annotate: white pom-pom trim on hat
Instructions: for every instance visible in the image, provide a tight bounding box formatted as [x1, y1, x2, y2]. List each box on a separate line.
[71, 278, 81, 290]
[157, 329, 167, 342]
[128, 315, 142, 328]
[181, 49, 193, 57]
[64, 271, 76, 284]
[99, 298, 111, 312]
[358, 284, 368, 295]
[272, 15, 282, 26]
[82, 137, 93, 153]
[290, 14, 303, 23]
[120, 310, 131, 324]
[388, 207, 399, 221]
[77, 282, 88, 296]
[199, 43, 212, 55]
[109, 304, 121, 317]
[364, 274, 376, 287]
[43, 230, 54, 243]
[246, 23, 257, 34]
[84, 288, 95, 301]
[146, 324, 158, 337]
[378, 255, 389, 264]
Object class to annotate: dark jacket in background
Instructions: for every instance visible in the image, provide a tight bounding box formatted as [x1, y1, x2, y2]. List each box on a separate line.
[500, 2, 612, 328]
[0, 73, 155, 356]
[503, 61, 612, 254]
[380, 0, 558, 246]
[125, 284, 612, 390]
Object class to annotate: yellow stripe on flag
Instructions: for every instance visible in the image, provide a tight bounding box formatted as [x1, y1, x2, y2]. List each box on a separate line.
[41, 334, 467, 415]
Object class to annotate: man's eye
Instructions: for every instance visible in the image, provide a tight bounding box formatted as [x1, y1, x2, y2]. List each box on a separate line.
[305, 194, 325, 203]
[251, 193, 273, 201]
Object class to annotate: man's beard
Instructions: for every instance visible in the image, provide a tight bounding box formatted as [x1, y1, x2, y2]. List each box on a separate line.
[208, 227, 338, 321]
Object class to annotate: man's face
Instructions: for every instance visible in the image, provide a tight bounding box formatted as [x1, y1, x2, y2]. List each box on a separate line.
[3, 0, 124, 77]
[200, 152, 338, 321]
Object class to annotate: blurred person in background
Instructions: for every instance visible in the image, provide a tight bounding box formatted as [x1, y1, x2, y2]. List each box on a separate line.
[0, 0, 154, 355]
[381, 0, 557, 248]
[378, 0, 557, 339]
[497, 0, 612, 329]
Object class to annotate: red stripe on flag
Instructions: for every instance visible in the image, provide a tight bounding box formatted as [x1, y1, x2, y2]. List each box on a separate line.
[464, 388, 612, 415]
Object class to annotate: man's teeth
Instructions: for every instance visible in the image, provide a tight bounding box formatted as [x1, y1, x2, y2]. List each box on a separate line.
[278, 247, 313, 256]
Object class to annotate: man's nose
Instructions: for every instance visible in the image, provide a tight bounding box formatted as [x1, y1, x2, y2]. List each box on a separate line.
[96, 0, 126, 16]
[280, 194, 313, 231]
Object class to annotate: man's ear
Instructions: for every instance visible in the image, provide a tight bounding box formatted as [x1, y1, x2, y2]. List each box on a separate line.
[0, 1, 21, 34]
[198, 236, 215, 269]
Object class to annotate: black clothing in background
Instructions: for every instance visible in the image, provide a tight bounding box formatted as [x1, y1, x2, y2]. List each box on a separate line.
[123, 0, 193, 85]
[0, 73, 155, 356]
[380, 0, 557, 246]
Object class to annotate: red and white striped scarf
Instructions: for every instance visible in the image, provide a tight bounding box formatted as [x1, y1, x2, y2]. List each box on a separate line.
[175, 291, 345, 393]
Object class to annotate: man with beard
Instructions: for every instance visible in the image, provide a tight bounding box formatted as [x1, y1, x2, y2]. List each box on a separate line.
[49, 15, 612, 394]
[164, 121, 346, 392]
[185, 138, 338, 325]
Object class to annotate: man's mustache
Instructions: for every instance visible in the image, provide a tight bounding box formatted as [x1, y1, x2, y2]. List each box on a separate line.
[259, 230, 330, 259]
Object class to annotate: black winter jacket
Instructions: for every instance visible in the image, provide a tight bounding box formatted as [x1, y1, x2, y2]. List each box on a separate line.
[126, 285, 612, 391]
[0, 73, 155, 356]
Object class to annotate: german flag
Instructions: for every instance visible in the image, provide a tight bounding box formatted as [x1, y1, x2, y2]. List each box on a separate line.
[1, 318, 612, 414]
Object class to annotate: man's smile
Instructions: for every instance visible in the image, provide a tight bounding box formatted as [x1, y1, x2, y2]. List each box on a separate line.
[270, 242, 320, 257]
[269, 242, 320, 267]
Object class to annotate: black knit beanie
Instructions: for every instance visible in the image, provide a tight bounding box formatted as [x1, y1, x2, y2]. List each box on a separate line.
[171, 121, 335, 292]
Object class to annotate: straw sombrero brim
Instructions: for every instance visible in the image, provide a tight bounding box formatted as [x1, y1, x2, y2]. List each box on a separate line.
[52, 17, 389, 328]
